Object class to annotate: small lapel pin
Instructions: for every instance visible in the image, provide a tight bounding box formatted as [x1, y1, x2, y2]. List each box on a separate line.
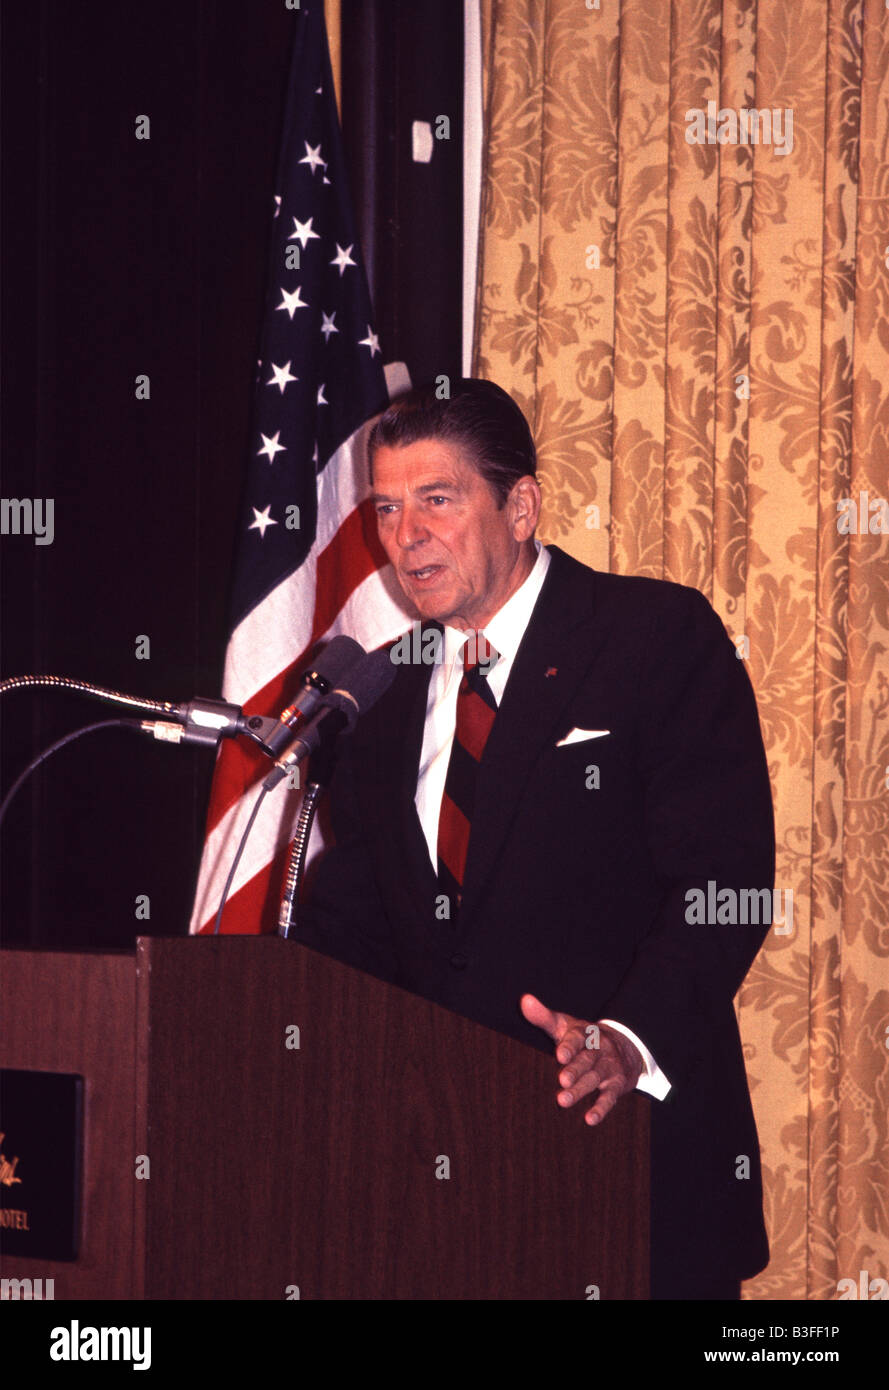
[545, 666, 558, 678]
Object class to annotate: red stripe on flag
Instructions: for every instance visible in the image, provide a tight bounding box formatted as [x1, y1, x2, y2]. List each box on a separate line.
[313, 497, 389, 635]
[195, 838, 293, 936]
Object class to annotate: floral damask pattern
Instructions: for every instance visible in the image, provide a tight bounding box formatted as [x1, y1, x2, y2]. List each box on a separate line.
[476, 0, 888, 1299]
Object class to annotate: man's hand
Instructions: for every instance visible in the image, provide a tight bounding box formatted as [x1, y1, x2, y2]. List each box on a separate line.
[520, 994, 644, 1126]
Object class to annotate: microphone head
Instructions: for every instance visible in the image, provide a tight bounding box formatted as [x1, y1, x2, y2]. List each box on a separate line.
[306, 634, 366, 688]
[347, 647, 399, 712]
[326, 649, 398, 732]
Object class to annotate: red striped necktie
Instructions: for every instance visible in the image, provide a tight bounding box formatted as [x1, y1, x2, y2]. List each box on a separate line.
[436, 633, 500, 912]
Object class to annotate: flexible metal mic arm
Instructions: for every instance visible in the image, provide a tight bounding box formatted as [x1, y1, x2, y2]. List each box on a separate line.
[278, 782, 324, 939]
[0, 673, 285, 753]
[276, 648, 398, 940]
[0, 672, 179, 715]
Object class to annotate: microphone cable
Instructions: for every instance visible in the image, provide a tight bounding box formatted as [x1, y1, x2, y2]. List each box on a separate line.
[0, 718, 144, 832]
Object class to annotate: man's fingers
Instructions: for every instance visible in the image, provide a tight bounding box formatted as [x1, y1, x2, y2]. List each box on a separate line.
[558, 1041, 604, 1086]
[520, 994, 595, 1062]
[522, 998, 638, 1129]
[519, 992, 562, 1041]
[555, 1022, 595, 1064]
[558, 1051, 599, 1092]
[561, 1074, 621, 1125]
[558, 1043, 630, 1109]
[558, 1060, 618, 1106]
[584, 1090, 620, 1126]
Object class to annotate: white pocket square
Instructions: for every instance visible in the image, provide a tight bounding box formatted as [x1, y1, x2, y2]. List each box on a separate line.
[556, 727, 611, 747]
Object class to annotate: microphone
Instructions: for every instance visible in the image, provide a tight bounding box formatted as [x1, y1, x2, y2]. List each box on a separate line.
[262, 648, 397, 790]
[1, 639, 368, 758]
[163, 634, 367, 753]
[261, 634, 366, 757]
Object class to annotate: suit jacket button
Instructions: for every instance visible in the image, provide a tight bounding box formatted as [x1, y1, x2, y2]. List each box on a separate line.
[449, 953, 468, 970]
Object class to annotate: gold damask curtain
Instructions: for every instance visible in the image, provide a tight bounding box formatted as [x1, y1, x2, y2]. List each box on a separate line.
[474, 0, 888, 1299]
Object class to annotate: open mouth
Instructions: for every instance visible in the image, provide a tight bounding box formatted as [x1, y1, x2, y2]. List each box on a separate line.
[407, 565, 443, 583]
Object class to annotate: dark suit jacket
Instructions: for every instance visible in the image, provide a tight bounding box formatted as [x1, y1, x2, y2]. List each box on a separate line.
[298, 544, 775, 1291]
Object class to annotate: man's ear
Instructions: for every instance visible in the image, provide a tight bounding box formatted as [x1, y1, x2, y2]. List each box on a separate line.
[508, 474, 542, 540]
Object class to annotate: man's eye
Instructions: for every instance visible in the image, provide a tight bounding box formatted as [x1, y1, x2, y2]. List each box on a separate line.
[428, 496, 448, 506]
[376, 504, 396, 515]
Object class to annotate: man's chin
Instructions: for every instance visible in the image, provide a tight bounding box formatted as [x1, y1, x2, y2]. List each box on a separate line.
[410, 598, 451, 625]
[398, 579, 456, 624]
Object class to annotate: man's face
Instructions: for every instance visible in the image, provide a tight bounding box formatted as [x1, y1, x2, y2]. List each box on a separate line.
[371, 437, 540, 630]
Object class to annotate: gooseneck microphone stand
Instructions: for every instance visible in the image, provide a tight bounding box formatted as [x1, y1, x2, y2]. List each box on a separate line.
[277, 784, 324, 938]
[277, 716, 342, 939]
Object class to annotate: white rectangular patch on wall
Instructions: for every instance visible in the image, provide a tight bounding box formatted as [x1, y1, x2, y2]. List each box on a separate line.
[412, 120, 434, 163]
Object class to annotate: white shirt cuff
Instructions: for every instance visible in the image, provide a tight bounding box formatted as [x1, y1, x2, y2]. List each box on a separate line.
[599, 1018, 672, 1100]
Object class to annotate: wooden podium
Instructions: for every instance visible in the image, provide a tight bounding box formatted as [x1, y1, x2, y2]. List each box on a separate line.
[0, 937, 648, 1299]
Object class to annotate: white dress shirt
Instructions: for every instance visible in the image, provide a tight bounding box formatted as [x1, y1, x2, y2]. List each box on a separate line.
[414, 540, 670, 1100]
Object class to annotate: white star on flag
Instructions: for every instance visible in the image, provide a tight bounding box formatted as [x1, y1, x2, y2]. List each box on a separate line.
[275, 286, 308, 318]
[299, 141, 326, 174]
[257, 431, 286, 461]
[289, 216, 320, 248]
[249, 505, 278, 537]
[267, 361, 298, 393]
[273, 195, 281, 218]
[330, 243, 356, 276]
[359, 325, 381, 356]
[317, 384, 328, 406]
[320, 310, 338, 341]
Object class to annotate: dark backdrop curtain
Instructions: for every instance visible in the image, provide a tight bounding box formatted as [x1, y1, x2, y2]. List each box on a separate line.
[0, 0, 463, 949]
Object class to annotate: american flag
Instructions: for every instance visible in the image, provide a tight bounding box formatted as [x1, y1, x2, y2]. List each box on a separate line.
[190, 4, 412, 935]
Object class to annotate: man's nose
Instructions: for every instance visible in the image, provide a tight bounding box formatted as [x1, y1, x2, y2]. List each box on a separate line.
[395, 505, 428, 550]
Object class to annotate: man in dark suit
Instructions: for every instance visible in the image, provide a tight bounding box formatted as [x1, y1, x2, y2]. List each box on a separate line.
[298, 378, 775, 1300]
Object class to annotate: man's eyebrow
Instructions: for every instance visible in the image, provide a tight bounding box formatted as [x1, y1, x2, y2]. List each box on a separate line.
[416, 480, 460, 494]
[372, 479, 461, 502]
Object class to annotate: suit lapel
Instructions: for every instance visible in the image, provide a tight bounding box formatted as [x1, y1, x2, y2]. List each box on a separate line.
[457, 547, 607, 922]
